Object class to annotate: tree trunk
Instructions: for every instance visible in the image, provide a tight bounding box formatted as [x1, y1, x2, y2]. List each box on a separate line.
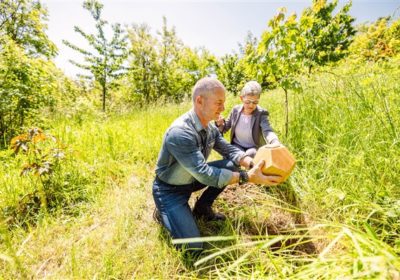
[102, 83, 106, 112]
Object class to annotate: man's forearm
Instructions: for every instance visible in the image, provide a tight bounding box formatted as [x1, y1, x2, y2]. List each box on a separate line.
[227, 172, 240, 185]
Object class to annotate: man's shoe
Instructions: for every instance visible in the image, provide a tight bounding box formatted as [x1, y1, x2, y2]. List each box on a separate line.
[153, 208, 163, 225]
[193, 204, 226, 221]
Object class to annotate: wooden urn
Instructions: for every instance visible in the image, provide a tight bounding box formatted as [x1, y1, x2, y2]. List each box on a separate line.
[253, 145, 296, 182]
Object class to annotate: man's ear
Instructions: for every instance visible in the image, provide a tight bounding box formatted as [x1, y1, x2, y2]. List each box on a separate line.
[239, 96, 244, 102]
[195, 95, 203, 106]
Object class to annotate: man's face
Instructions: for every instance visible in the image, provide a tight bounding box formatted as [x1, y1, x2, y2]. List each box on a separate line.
[200, 88, 225, 122]
[240, 95, 259, 115]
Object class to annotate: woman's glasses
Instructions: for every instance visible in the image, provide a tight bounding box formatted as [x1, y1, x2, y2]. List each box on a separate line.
[243, 99, 259, 105]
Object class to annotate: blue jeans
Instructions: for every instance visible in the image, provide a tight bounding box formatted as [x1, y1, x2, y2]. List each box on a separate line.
[152, 159, 239, 251]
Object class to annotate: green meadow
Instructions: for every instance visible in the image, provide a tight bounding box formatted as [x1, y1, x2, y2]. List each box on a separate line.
[1, 59, 399, 278]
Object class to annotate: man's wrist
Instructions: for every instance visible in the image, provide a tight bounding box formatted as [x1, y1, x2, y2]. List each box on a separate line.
[249, 161, 254, 169]
[239, 170, 249, 185]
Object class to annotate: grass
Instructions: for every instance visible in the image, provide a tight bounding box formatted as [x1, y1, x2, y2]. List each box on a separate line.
[0, 58, 399, 278]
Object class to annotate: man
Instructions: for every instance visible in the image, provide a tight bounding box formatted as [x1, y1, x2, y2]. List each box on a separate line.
[153, 77, 282, 251]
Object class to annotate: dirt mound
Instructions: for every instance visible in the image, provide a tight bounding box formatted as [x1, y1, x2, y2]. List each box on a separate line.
[219, 183, 317, 255]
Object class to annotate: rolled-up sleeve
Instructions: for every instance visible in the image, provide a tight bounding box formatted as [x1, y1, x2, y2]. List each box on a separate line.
[165, 127, 233, 188]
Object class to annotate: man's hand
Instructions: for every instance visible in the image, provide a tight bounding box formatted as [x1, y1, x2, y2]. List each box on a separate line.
[248, 160, 283, 186]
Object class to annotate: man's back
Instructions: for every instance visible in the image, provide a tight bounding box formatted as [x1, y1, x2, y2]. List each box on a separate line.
[155, 109, 243, 187]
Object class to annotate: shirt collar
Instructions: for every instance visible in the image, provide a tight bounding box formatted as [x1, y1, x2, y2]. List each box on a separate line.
[189, 109, 210, 133]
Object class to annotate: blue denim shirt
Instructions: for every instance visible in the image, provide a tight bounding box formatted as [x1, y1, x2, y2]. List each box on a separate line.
[155, 110, 246, 188]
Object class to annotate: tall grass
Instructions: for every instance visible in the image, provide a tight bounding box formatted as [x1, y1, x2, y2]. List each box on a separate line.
[290, 59, 399, 226]
[0, 102, 192, 277]
[192, 58, 400, 278]
[0, 59, 399, 278]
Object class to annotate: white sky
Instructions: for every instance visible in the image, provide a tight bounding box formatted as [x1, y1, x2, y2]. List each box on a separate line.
[41, 0, 400, 77]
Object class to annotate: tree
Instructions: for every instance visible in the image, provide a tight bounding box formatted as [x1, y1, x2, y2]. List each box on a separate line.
[0, 0, 57, 58]
[156, 16, 185, 101]
[0, 35, 65, 144]
[216, 53, 245, 95]
[217, 32, 269, 96]
[179, 46, 218, 97]
[238, 32, 272, 89]
[257, 1, 356, 137]
[298, 0, 355, 73]
[127, 23, 159, 103]
[259, 8, 302, 138]
[126, 17, 217, 103]
[349, 17, 400, 61]
[63, 0, 128, 111]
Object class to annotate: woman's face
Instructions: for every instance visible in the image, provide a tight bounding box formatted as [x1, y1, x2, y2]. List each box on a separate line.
[240, 95, 259, 115]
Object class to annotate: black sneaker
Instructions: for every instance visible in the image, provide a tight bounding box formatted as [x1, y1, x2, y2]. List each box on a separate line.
[153, 208, 163, 225]
[193, 204, 226, 221]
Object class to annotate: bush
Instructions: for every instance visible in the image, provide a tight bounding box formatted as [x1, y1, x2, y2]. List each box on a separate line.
[2, 128, 90, 227]
[0, 36, 76, 146]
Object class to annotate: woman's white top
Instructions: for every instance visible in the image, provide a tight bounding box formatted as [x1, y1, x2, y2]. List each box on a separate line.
[233, 114, 256, 148]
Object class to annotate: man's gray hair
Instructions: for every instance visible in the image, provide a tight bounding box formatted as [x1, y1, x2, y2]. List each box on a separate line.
[240, 81, 262, 97]
[192, 77, 225, 102]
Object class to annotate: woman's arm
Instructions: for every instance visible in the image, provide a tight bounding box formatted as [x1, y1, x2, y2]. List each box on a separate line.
[260, 111, 281, 145]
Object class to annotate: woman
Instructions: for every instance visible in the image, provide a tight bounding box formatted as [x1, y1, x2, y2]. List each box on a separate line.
[216, 81, 281, 158]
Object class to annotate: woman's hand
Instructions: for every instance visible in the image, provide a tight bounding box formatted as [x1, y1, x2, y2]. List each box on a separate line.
[215, 115, 225, 127]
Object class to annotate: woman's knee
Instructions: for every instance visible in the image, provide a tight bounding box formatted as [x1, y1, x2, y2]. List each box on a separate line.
[245, 148, 257, 158]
